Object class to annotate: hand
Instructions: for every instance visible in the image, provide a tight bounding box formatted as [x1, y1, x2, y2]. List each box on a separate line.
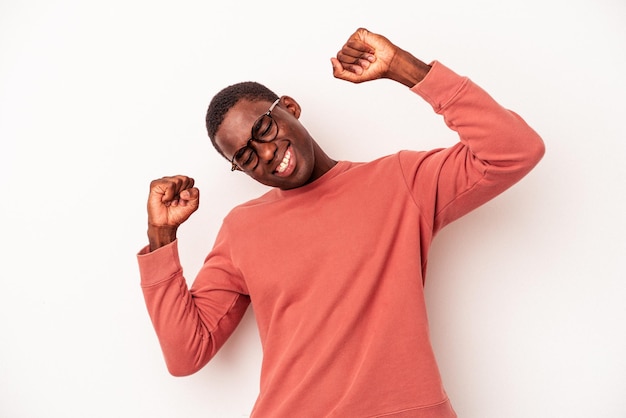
[146, 175, 200, 250]
[330, 28, 398, 84]
[330, 27, 431, 87]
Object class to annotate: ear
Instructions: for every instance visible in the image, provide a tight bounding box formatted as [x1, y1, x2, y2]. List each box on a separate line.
[278, 95, 301, 119]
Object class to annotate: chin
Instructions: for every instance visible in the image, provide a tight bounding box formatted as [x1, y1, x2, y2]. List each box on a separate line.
[265, 171, 312, 190]
[252, 157, 315, 189]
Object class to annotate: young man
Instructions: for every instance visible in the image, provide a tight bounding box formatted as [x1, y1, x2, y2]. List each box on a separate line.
[137, 28, 544, 417]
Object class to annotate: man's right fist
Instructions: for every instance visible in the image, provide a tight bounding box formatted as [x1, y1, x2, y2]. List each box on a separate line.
[146, 175, 200, 250]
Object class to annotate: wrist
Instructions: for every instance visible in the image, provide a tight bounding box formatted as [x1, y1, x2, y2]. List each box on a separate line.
[147, 225, 178, 252]
[387, 49, 431, 87]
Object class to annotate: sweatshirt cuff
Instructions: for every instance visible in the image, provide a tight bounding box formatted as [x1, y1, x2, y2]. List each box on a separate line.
[136, 240, 183, 287]
[410, 61, 470, 114]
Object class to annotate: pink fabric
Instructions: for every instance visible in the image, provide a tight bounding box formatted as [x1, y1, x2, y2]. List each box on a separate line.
[138, 61, 544, 417]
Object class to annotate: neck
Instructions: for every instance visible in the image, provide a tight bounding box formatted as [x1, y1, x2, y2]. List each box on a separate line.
[308, 142, 337, 184]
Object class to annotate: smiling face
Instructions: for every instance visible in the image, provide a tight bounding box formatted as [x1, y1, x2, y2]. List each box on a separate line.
[215, 96, 326, 190]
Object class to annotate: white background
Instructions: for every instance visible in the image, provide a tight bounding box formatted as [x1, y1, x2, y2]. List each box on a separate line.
[1, 1, 625, 417]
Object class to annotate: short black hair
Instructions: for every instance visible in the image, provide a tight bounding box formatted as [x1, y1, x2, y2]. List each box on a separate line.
[205, 81, 279, 158]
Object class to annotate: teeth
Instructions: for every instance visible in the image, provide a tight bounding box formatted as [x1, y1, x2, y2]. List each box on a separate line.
[277, 150, 291, 173]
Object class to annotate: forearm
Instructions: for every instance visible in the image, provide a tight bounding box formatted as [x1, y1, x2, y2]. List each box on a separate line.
[137, 241, 249, 376]
[138, 242, 215, 375]
[413, 61, 545, 175]
[143, 274, 216, 376]
[403, 61, 545, 231]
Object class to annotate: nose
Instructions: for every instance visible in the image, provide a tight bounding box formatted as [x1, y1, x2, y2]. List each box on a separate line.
[252, 141, 277, 165]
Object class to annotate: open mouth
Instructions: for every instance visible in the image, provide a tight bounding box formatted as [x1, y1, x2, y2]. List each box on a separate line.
[274, 146, 294, 176]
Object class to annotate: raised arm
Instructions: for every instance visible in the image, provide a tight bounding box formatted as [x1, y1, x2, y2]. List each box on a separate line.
[138, 175, 249, 376]
[331, 28, 545, 232]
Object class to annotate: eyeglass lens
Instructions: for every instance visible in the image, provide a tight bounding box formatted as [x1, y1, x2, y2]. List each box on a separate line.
[234, 115, 278, 169]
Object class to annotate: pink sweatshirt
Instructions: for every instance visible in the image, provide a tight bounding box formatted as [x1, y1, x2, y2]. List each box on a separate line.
[137, 62, 544, 417]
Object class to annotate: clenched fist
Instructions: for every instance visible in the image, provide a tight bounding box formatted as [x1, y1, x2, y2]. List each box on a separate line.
[330, 27, 396, 84]
[147, 175, 200, 251]
[330, 27, 431, 87]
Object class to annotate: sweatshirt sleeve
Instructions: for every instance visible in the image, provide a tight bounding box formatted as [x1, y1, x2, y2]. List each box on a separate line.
[400, 61, 545, 233]
[137, 230, 250, 377]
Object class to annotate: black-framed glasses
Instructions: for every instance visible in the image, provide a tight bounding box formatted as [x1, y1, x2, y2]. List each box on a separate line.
[230, 98, 281, 172]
